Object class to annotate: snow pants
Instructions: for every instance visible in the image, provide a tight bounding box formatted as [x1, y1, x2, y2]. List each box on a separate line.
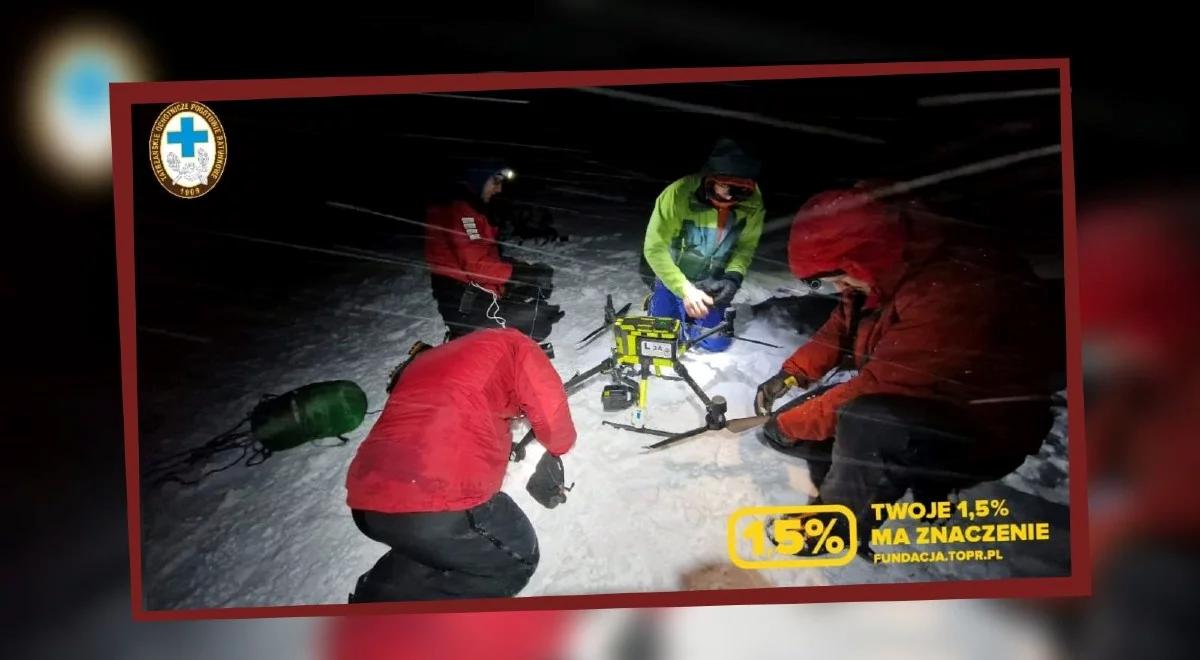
[430, 273, 562, 342]
[762, 393, 1042, 532]
[349, 492, 540, 602]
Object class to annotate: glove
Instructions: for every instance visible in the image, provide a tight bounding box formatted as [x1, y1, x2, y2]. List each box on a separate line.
[681, 281, 715, 319]
[526, 451, 573, 509]
[696, 272, 743, 308]
[754, 370, 801, 416]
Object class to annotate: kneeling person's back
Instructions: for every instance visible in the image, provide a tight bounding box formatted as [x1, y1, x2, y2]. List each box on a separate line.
[346, 328, 576, 514]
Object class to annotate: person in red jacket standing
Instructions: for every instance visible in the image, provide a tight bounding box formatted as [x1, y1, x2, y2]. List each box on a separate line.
[754, 185, 1057, 553]
[345, 328, 577, 602]
[425, 159, 564, 341]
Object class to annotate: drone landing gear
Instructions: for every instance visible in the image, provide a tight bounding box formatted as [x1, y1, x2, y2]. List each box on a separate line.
[600, 362, 728, 440]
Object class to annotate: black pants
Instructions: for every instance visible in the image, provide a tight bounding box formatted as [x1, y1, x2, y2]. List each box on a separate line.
[430, 274, 561, 342]
[349, 492, 540, 602]
[763, 393, 1037, 533]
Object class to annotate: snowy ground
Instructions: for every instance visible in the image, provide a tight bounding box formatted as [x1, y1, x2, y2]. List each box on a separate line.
[137, 209, 1070, 610]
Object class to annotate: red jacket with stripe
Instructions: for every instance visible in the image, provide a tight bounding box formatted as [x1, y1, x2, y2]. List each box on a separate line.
[424, 200, 513, 295]
[345, 329, 576, 513]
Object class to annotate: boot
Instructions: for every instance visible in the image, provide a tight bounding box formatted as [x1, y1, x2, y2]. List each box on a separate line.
[529, 304, 565, 343]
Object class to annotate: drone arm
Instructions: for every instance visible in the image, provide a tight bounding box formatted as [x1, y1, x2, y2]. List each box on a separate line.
[563, 357, 614, 395]
[672, 362, 713, 408]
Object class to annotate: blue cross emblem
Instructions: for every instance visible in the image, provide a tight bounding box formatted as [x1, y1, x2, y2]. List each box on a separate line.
[167, 117, 209, 158]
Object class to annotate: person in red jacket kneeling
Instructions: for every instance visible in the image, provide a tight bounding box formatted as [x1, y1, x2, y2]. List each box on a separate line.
[755, 186, 1057, 555]
[345, 328, 577, 602]
[425, 159, 564, 342]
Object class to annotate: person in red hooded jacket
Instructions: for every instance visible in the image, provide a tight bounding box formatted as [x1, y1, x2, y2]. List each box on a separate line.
[425, 159, 565, 342]
[755, 185, 1057, 553]
[345, 328, 577, 602]
[1071, 200, 1200, 660]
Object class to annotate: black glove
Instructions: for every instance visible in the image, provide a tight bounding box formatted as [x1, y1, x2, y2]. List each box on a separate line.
[526, 451, 573, 509]
[754, 370, 801, 416]
[696, 272, 742, 308]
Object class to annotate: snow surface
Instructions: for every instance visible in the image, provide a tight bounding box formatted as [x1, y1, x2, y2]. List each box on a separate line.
[138, 211, 1070, 609]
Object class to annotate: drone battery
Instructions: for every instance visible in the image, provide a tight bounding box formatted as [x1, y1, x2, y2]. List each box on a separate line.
[601, 384, 637, 411]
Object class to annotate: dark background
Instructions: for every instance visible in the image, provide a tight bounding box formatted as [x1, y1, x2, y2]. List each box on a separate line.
[131, 70, 1066, 226]
[4, 4, 1196, 658]
[130, 68, 1063, 407]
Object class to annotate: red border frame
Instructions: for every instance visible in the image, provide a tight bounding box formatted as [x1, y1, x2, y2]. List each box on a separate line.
[111, 59, 1088, 621]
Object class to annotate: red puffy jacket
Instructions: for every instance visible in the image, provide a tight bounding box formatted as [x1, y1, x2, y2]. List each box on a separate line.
[776, 189, 1055, 458]
[345, 329, 576, 513]
[1079, 207, 1200, 564]
[326, 610, 574, 660]
[424, 199, 513, 295]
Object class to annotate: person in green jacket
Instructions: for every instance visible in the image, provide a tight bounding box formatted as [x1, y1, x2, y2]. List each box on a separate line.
[644, 138, 765, 351]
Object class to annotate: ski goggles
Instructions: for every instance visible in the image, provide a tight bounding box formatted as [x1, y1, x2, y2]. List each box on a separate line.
[799, 270, 845, 291]
[705, 175, 757, 201]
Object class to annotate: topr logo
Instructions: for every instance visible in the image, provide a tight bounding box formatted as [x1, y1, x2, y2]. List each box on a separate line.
[149, 102, 227, 198]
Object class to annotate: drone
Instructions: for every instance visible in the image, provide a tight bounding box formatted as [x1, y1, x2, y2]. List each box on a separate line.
[510, 294, 779, 461]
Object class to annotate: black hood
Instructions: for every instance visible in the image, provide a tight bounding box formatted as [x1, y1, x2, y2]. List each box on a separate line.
[700, 138, 761, 180]
[461, 158, 511, 195]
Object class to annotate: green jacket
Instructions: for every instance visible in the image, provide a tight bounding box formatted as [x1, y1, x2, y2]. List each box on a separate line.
[643, 174, 765, 297]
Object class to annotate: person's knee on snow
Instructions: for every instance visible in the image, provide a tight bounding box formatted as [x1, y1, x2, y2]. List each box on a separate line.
[349, 500, 538, 602]
[757, 184, 1056, 559]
